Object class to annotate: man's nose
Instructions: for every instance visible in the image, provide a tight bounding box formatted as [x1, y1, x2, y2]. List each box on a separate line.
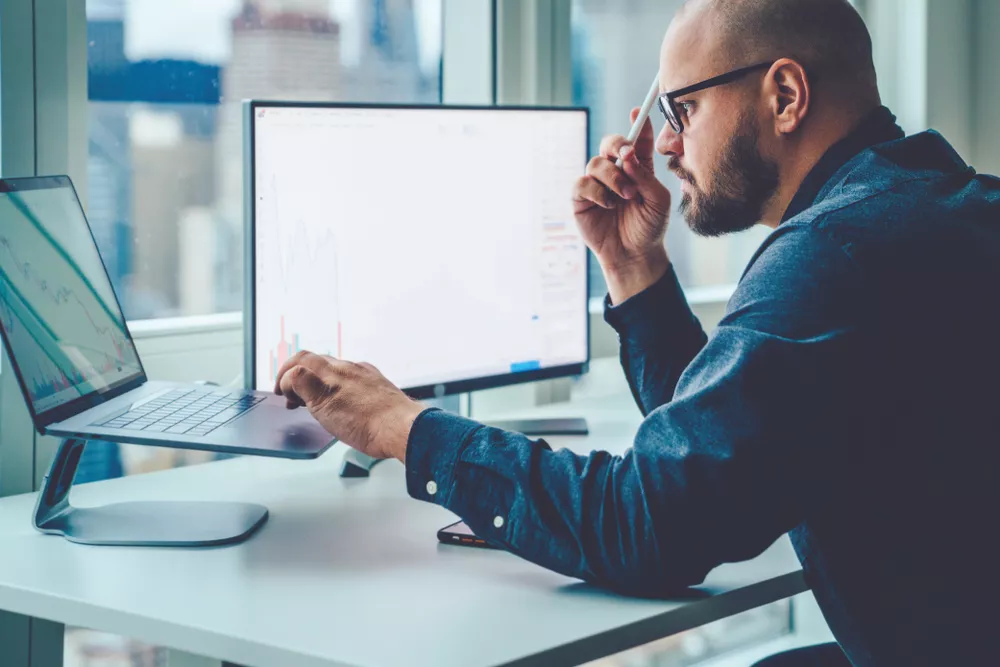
[656, 122, 683, 158]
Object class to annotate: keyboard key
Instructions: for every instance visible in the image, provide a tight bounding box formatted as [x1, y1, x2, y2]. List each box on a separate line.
[165, 425, 193, 434]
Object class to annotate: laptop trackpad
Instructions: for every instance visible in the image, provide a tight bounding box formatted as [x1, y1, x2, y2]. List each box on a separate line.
[220, 400, 335, 454]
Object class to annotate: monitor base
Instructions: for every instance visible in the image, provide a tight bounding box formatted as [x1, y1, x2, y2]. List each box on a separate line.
[484, 417, 589, 436]
[340, 449, 385, 477]
[33, 439, 268, 547]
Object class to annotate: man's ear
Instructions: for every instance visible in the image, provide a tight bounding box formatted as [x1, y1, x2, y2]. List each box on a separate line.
[766, 58, 810, 135]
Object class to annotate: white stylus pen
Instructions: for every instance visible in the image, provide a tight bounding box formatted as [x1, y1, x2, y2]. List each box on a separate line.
[616, 74, 661, 168]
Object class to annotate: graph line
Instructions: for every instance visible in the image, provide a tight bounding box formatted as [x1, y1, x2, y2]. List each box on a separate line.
[6, 192, 126, 329]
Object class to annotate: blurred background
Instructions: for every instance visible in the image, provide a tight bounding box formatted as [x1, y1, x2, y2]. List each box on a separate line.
[1, 0, 990, 664]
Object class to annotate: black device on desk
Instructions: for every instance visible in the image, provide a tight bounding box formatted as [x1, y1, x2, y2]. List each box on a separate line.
[438, 520, 498, 549]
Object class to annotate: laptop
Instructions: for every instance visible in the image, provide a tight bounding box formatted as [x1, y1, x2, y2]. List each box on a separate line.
[0, 175, 336, 459]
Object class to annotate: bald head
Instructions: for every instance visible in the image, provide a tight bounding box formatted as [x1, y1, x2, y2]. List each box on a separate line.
[679, 0, 878, 100]
[653, 0, 886, 233]
[704, 0, 878, 94]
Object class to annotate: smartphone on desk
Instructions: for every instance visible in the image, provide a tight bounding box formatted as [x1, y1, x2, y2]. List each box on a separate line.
[437, 520, 499, 549]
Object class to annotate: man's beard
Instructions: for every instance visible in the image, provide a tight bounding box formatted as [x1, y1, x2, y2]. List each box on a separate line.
[672, 113, 780, 238]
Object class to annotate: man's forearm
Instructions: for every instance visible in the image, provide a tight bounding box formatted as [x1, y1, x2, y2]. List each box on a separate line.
[604, 259, 707, 415]
[603, 249, 671, 306]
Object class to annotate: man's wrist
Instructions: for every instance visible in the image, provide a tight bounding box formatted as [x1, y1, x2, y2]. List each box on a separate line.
[391, 401, 428, 463]
[602, 249, 671, 305]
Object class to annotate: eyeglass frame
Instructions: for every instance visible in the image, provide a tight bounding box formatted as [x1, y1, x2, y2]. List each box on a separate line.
[657, 61, 775, 134]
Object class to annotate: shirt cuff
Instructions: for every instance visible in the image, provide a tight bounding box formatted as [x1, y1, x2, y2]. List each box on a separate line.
[603, 264, 698, 345]
[405, 407, 483, 505]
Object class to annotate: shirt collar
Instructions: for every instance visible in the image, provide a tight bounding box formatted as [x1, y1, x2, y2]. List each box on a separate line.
[781, 106, 905, 223]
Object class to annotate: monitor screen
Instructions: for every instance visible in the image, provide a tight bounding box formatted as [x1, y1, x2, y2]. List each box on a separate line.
[248, 104, 589, 395]
[0, 178, 144, 423]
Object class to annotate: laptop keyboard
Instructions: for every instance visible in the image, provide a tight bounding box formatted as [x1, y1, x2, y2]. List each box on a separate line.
[94, 388, 265, 437]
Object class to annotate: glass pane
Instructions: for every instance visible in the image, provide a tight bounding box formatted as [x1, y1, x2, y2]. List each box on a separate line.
[86, 0, 442, 320]
[572, 0, 771, 298]
[72, 0, 441, 663]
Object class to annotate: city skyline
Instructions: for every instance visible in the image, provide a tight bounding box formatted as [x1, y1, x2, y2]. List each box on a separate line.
[87, 0, 442, 319]
[86, 0, 442, 75]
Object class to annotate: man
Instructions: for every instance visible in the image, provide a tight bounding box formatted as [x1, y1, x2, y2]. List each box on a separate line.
[275, 0, 1000, 664]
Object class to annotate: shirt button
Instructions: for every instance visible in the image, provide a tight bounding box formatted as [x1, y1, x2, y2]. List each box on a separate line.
[426, 481, 438, 496]
[494, 515, 504, 529]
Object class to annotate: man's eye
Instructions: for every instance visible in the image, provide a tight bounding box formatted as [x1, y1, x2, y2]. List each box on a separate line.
[679, 102, 695, 116]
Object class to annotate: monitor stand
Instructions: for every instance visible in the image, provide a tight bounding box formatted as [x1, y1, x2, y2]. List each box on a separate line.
[33, 438, 269, 547]
[340, 449, 385, 477]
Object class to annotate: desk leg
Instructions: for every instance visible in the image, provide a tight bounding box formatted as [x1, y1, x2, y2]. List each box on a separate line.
[0, 611, 64, 667]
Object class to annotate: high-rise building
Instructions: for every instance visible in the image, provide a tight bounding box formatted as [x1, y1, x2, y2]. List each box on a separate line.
[88, 0, 224, 318]
[87, 2, 133, 305]
[214, 0, 343, 310]
[348, 0, 431, 102]
[130, 105, 217, 316]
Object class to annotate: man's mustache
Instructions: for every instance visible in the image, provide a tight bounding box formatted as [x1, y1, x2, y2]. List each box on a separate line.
[668, 156, 696, 185]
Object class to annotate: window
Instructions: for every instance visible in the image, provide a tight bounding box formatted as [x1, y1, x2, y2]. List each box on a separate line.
[572, 0, 773, 299]
[69, 0, 442, 663]
[86, 0, 442, 320]
[81, 0, 442, 476]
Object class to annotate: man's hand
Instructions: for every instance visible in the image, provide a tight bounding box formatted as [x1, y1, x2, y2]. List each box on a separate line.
[274, 351, 426, 462]
[573, 107, 671, 304]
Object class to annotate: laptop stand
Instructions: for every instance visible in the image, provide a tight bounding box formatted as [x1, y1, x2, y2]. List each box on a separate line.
[33, 438, 269, 547]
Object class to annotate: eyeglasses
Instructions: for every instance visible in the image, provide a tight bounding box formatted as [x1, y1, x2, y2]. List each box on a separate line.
[657, 61, 774, 134]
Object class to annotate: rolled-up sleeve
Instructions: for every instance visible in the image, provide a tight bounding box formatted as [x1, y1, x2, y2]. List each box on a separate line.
[406, 225, 866, 596]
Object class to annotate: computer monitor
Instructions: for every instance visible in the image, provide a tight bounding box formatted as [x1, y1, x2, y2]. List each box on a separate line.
[243, 101, 589, 405]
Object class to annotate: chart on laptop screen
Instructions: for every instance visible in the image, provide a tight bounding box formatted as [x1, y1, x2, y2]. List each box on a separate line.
[0, 184, 142, 415]
[252, 106, 589, 391]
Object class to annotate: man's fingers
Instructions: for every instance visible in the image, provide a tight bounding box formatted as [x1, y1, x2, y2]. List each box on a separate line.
[573, 175, 616, 211]
[278, 365, 332, 408]
[620, 144, 668, 203]
[628, 107, 657, 171]
[586, 156, 637, 200]
[599, 133, 631, 161]
[276, 350, 357, 396]
[274, 350, 312, 395]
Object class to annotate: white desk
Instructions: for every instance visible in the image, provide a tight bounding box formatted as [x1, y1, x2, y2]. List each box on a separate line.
[0, 394, 807, 667]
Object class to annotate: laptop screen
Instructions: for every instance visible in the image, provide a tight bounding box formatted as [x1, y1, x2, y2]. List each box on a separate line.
[0, 177, 144, 426]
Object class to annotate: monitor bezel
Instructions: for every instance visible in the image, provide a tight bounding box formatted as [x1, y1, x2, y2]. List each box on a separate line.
[0, 175, 148, 432]
[244, 100, 591, 399]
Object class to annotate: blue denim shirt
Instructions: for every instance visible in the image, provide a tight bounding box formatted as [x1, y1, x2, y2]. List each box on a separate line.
[405, 107, 1000, 667]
